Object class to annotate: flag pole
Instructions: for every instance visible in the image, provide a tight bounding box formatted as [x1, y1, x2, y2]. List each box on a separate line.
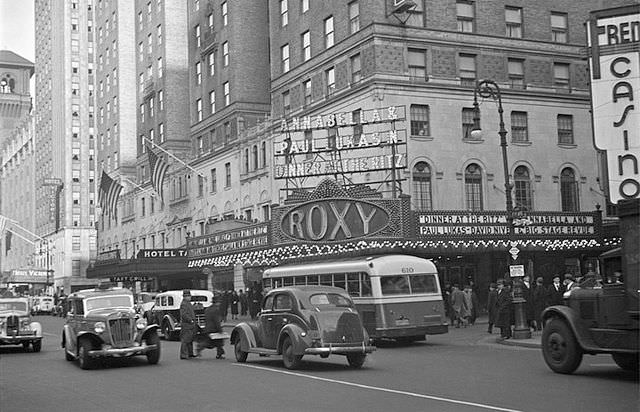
[121, 177, 157, 198]
[144, 137, 206, 179]
[6, 228, 37, 245]
[0, 214, 47, 242]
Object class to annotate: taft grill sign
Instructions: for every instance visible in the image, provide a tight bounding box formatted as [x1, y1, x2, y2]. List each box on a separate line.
[281, 199, 389, 242]
[587, 6, 640, 202]
[137, 249, 188, 259]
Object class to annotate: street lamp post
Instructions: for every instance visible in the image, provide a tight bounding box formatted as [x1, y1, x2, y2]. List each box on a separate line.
[471, 79, 531, 340]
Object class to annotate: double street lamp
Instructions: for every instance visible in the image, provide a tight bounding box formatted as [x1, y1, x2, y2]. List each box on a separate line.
[471, 79, 531, 340]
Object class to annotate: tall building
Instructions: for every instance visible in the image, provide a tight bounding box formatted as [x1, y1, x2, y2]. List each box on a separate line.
[34, 0, 98, 294]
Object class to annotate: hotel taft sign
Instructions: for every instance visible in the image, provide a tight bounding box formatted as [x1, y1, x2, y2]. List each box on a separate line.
[587, 5, 640, 202]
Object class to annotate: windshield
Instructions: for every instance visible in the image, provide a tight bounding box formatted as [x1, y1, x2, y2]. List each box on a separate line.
[380, 274, 439, 295]
[85, 295, 133, 311]
[0, 301, 28, 312]
[309, 293, 354, 310]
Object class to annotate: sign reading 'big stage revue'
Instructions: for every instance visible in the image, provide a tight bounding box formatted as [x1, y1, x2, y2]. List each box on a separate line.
[587, 5, 640, 202]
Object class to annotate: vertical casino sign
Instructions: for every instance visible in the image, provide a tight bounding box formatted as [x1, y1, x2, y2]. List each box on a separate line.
[587, 5, 640, 202]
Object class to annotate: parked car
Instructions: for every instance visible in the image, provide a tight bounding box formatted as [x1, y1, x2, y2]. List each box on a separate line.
[0, 297, 43, 352]
[149, 290, 213, 340]
[135, 292, 158, 319]
[230, 286, 375, 370]
[61, 284, 161, 370]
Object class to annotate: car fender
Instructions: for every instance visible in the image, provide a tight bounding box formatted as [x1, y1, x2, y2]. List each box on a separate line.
[139, 324, 160, 342]
[29, 321, 42, 338]
[542, 305, 598, 351]
[162, 314, 178, 330]
[76, 330, 104, 348]
[231, 323, 257, 352]
[62, 324, 76, 350]
[278, 323, 307, 355]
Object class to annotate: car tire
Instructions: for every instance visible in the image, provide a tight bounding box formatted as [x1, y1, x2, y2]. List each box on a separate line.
[612, 353, 639, 372]
[347, 353, 366, 368]
[32, 340, 42, 353]
[145, 330, 161, 365]
[78, 338, 95, 370]
[22, 341, 30, 351]
[542, 318, 583, 374]
[234, 339, 248, 363]
[282, 337, 302, 370]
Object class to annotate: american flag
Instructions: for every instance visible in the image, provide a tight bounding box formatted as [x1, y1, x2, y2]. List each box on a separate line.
[147, 142, 169, 201]
[98, 171, 123, 216]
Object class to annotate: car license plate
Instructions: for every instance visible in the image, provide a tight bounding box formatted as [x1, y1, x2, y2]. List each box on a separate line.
[395, 319, 410, 326]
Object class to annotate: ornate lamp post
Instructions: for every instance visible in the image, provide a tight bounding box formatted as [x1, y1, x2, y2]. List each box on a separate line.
[471, 79, 531, 340]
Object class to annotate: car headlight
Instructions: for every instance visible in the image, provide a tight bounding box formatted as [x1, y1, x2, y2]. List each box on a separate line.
[136, 318, 147, 329]
[21, 319, 30, 328]
[94, 321, 106, 333]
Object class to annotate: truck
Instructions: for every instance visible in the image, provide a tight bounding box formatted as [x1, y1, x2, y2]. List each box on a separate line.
[541, 198, 639, 374]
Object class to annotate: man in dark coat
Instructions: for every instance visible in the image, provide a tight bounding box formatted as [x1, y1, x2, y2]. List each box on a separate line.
[521, 275, 534, 330]
[546, 275, 564, 307]
[179, 290, 197, 359]
[531, 277, 546, 331]
[486, 283, 498, 334]
[495, 280, 512, 339]
[195, 297, 225, 359]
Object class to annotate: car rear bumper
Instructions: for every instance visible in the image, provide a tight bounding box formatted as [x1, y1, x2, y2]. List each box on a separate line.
[305, 343, 376, 355]
[88, 343, 158, 358]
[374, 324, 448, 337]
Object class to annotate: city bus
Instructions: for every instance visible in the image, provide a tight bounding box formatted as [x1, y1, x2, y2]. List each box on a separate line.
[262, 255, 448, 342]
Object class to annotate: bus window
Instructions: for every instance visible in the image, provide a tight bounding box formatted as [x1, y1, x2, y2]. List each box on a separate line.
[347, 273, 360, 297]
[320, 274, 332, 286]
[333, 273, 346, 291]
[283, 277, 293, 286]
[381, 276, 410, 295]
[361, 273, 372, 297]
[306, 275, 319, 285]
[294, 276, 306, 285]
[410, 274, 438, 294]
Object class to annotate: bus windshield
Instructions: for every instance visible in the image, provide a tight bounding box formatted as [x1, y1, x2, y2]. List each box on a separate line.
[308, 293, 354, 310]
[380, 274, 438, 295]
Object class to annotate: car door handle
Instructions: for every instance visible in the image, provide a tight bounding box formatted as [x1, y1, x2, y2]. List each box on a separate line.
[282, 318, 288, 323]
[267, 317, 273, 321]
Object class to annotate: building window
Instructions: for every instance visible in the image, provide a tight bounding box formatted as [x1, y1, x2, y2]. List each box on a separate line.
[157, 57, 163, 77]
[252, 145, 258, 170]
[349, 1, 360, 34]
[141, 197, 146, 217]
[514, 166, 532, 211]
[464, 163, 483, 211]
[147, 33, 153, 54]
[209, 90, 216, 113]
[280, 0, 288, 27]
[508, 58, 524, 88]
[195, 62, 202, 84]
[72, 236, 81, 251]
[553, 63, 570, 89]
[140, 104, 145, 122]
[324, 16, 334, 49]
[303, 79, 312, 105]
[210, 168, 217, 192]
[72, 260, 81, 277]
[301, 31, 311, 62]
[261, 141, 267, 168]
[158, 89, 164, 110]
[208, 53, 215, 76]
[456, 1, 475, 32]
[159, 123, 164, 142]
[557, 114, 574, 144]
[224, 162, 231, 188]
[411, 105, 430, 137]
[223, 82, 230, 105]
[281, 44, 290, 73]
[222, 2, 228, 26]
[208, 13, 214, 29]
[282, 90, 290, 114]
[301, 0, 309, 13]
[223, 41, 229, 66]
[461, 107, 476, 139]
[405, 0, 424, 27]
[551, 12, 568, 43]
[195, 24, 201, 48]
[196, 99, 202, 121]
[157, 24, 163, 44]
[408, 48, 426, 80]
[561, 167, 579, 212]
[325, 67, 335, 95]
[198, 175, 204, 197]
[510, 111, 528, 142]
[351, 53, 361, 84]
[505, 7, 523, 38]
[459, 54, 476, 87]
[413, 162, 432, 210]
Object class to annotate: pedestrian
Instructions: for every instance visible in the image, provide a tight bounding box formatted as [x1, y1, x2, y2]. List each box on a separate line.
[521, 275, 534, 330]
[195, 295, 226, 359]
[462, 285, 475, 326]
[239, 289, 248, 317]
[495, 280, 512, 339]
[249, 282, 262, 320]
[179, 290, 197, 359]
[449, 284, 467, 328]
[230, 290, 239, 320]
[531, 277, 546, 331]
[220, 290, 229, 322]
[564, 273, 577, 292]
[486, 283, 498, 334]
[442, 283, 453, 325]
[546, 275, 564, 307]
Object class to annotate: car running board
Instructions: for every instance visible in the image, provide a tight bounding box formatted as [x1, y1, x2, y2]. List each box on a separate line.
[247, 348, 279, 356]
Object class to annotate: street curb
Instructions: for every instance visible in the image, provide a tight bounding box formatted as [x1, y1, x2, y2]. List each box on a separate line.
[496, 337, 541, 349]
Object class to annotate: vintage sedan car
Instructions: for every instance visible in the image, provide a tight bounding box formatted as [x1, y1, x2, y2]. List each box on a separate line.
[34, 296, 55, 315]
[231, 286, 375, 369]
[61, 284, 161, 369]
[0, 297, 43, 352]
[148, 290, 212, 340]
[135, 292, 158, 319]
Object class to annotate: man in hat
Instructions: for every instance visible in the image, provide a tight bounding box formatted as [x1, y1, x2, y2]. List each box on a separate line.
[564, 273, 576, 292]
[179, 290, 197, 359]
[195, 294, 226, 359]
[495, 280, 512, 339]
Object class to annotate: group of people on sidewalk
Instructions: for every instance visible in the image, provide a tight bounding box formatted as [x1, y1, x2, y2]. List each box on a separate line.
[216, 284, 264, 323]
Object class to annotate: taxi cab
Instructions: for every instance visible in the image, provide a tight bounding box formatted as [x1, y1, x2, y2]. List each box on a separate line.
[0, 297, 43, 352]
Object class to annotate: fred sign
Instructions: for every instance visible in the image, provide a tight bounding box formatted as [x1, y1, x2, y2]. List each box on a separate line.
[587, 5, 640, 202]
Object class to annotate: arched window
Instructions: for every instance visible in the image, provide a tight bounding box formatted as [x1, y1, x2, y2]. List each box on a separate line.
[412, 162, 432, 210]
[464, 164, 483, 211]
[514, 165, 532, 211]
[252, 145, 258, 170]
[560, 167, 579, 211]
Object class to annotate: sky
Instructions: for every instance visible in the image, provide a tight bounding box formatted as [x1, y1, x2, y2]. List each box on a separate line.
[0, 0, 35, 62]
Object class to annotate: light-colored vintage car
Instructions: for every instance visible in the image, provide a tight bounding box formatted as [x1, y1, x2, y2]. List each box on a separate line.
[61, 284, 161, 370]
[0, 297, 43, 352]
[148, 290, 213, 340]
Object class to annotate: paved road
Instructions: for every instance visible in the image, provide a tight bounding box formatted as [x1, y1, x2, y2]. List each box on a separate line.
[1, 316, 637, 412]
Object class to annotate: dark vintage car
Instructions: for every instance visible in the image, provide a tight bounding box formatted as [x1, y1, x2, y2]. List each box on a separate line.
[0, 297, 43, 352]
[230, 286, 375, 369]
[148, 290, 213, 340]
[61, 284, 161, 369]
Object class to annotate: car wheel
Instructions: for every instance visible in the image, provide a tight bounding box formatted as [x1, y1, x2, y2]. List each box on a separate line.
[22, 341, 30, 351]
[78, 338, 95, 370]
[145, 330, 161, 365]
[32, 340, 42, 353]
[234, 339, 248, 363]
[542, 319, 583, 374]
[612, 353, 639, 372]
[347, 353, 367, 368]
[161, 321, 173, 341]
[282, 337, 302, 370]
